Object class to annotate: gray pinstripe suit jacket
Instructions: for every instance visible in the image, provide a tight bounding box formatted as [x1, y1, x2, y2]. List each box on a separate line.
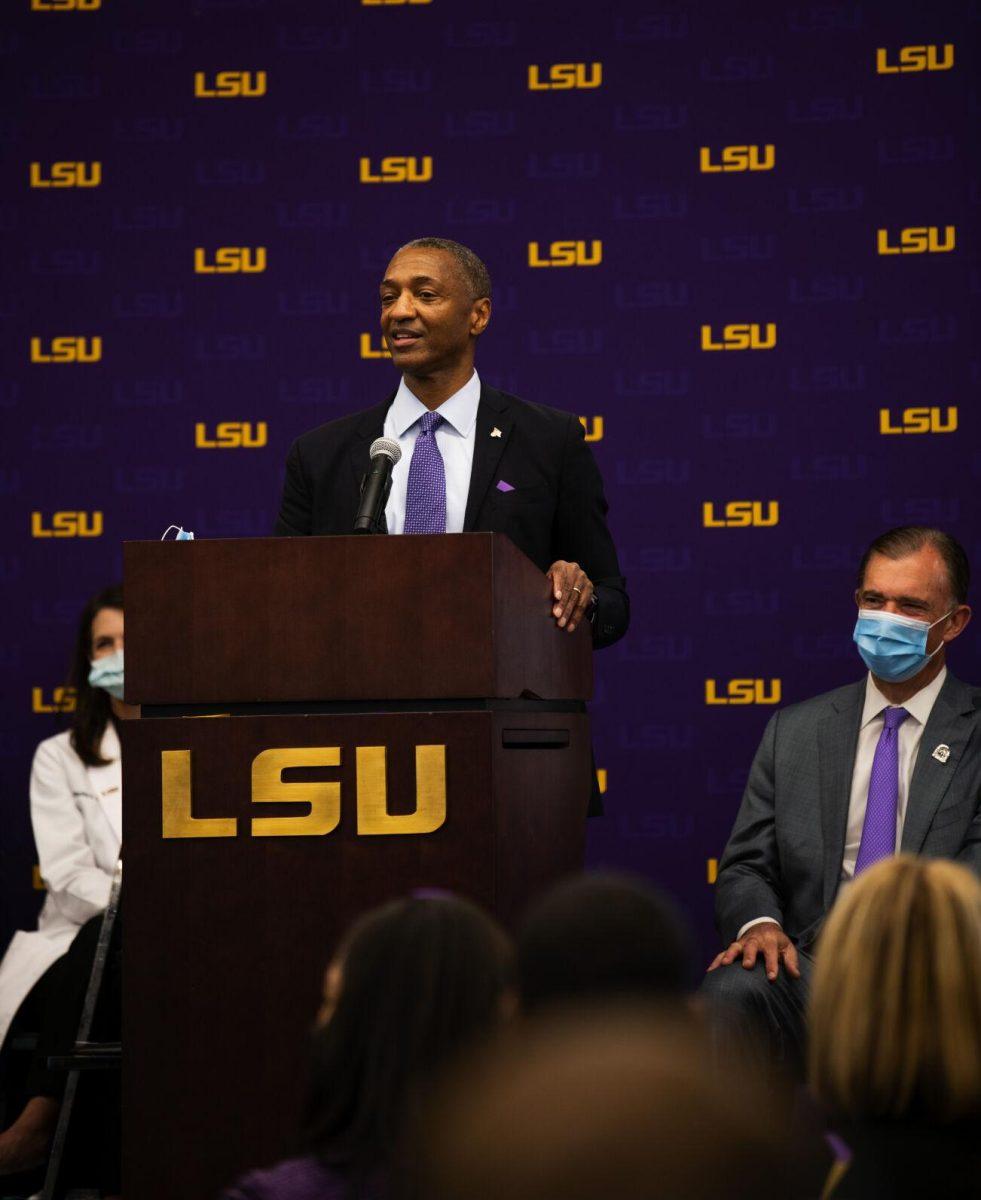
[715, 671, 981, 950]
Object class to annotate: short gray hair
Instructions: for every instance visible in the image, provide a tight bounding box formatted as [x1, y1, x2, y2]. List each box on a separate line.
[396, 237, 492, 301]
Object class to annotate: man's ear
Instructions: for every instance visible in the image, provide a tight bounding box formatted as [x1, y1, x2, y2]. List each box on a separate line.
[942, 604, 972, 643]
[471, 297, 491, 337]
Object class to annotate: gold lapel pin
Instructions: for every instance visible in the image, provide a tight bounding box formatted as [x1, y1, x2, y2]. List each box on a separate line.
[932, 744, 951, 764]
[491, 427, 502, 438]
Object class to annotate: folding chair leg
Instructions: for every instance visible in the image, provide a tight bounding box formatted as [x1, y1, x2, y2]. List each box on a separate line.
[41, 863, 122, 1200]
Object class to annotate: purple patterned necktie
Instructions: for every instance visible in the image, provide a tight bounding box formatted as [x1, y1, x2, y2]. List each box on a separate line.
[854, 706, 909, 875]
[403, 410, 446, 534]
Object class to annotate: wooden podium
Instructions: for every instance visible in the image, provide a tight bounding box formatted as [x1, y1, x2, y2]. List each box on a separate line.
[121, 534, 592, 1198]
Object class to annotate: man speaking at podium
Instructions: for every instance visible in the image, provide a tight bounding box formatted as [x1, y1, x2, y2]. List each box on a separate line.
[274, 237, 628, 650]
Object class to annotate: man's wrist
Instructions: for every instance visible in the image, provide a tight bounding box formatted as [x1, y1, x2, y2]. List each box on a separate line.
[737, 916, 782, 940]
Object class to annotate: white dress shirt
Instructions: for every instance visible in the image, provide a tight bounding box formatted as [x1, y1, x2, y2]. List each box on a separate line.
[737, 667, 948, 940]
[382, 370, 480, 535]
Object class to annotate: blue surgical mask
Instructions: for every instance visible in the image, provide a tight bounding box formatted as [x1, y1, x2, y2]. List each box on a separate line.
[88, 649, 125, 700]
[852, 608, 952, 683]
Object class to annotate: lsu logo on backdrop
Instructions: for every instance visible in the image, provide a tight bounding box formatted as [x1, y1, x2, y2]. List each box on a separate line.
[194, 247, 267, 274]
[875, 45, 953, 74]
[162, 745, 446, 839]
[360, 333, 391, 359]
[31, 511, 103, 538]
[579, 417, 603, 442]
[705, 679, 781, 706]
[702, 501, 779, 528]
[359, 156, 433, 183]
[700, 323, 776, 351]
[528, 240, 602, 268]
[30, 336, 102, 363]
[29, 162, 101, 188]
[876, 226, 955, 255]
[195, 422, 268, 449]
[879, 407, 957, 435]
[527, 62, 602, 90]
[698, 145, 774, 173]
[32, 687, 75, 714]
[194, 72, 267, 98]
[31, 0, 101, 8]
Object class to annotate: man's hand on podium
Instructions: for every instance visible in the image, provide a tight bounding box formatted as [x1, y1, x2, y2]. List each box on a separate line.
[547, 560, 594, 633]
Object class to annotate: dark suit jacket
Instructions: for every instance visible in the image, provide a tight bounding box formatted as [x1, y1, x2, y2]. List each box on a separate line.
[715, 672, 981, 949]
[828, 1120, 980, 1199]
[274, 383, 629, 648]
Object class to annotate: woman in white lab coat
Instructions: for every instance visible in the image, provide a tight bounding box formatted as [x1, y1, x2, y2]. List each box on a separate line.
[0, 584, 135, 1172]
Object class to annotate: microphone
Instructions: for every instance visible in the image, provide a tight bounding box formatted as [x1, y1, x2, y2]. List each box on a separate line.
[353, 437, 402, 534]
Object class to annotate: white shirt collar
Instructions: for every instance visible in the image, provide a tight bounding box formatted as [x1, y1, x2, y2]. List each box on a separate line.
[390, 370, 481, 439]
[861, 665, 948, 729]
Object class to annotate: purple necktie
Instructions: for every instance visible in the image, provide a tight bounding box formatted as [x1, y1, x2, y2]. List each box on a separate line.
[403, 411, 446, 534]
[854, 706, 909, 875]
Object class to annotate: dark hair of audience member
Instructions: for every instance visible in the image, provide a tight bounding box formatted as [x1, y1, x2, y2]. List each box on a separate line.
[299, 894, 513, 1189]
[517, 872, 692, 1013]
[410, 1007, 793, 1200]
[68, 583, 123, 767]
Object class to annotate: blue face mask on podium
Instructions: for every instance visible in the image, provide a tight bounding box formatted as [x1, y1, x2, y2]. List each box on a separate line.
[88, 649, 125, 700]
[852, 608, 952, 682]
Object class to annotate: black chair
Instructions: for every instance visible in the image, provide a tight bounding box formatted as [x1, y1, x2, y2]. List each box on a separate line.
[40, 864, 122, 1200]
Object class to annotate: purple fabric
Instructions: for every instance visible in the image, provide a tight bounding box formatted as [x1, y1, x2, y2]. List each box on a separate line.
[221, 1155, 382, 1200]
[496, 479, 514, 493]
[410, 886, 455, 900]
[403, 411, 446, 534]
[854, 706, 909, 875]
[824, 1131, 853, 1164]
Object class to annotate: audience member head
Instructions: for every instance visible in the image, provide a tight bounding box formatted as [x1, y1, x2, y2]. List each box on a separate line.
[68, 583, 124, 767]
[517, 872, 691, 1013]
[810, 855, 981, 1125]
[412, 1006, 791, 1200]
[300, 892, 513, 1180]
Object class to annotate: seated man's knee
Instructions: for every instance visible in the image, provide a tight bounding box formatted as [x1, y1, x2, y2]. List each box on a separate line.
[701, 961, 773, 1012]
[701, 959, 809, 1074]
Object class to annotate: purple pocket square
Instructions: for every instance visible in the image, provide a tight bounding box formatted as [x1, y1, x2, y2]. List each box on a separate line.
[496, 480, 515, 493]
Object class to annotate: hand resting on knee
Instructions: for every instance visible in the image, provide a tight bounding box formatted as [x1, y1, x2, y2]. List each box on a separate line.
[706, 921, 801, 983]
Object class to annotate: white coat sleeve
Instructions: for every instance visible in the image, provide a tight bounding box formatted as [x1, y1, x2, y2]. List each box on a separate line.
[30, 738, 112, 926]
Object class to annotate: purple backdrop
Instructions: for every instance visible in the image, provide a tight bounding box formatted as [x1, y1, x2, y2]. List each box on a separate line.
[2, 0, 978, 963]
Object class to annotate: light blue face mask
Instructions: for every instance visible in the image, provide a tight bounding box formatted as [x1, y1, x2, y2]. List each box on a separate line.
[88, 648, 125, 700]
[852, 608, 952, 683]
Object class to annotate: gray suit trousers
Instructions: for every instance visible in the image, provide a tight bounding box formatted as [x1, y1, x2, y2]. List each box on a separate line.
[701, 950, 814, 1076]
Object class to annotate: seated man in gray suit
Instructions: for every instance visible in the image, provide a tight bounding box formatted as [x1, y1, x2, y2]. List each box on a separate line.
[702, 526, 979, 1068]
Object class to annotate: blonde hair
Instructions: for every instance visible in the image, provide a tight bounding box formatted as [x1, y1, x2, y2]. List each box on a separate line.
[809, 856, 981, 1122]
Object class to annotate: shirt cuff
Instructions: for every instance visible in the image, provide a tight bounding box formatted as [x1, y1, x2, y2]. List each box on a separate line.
[737, 916, 782, 940]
